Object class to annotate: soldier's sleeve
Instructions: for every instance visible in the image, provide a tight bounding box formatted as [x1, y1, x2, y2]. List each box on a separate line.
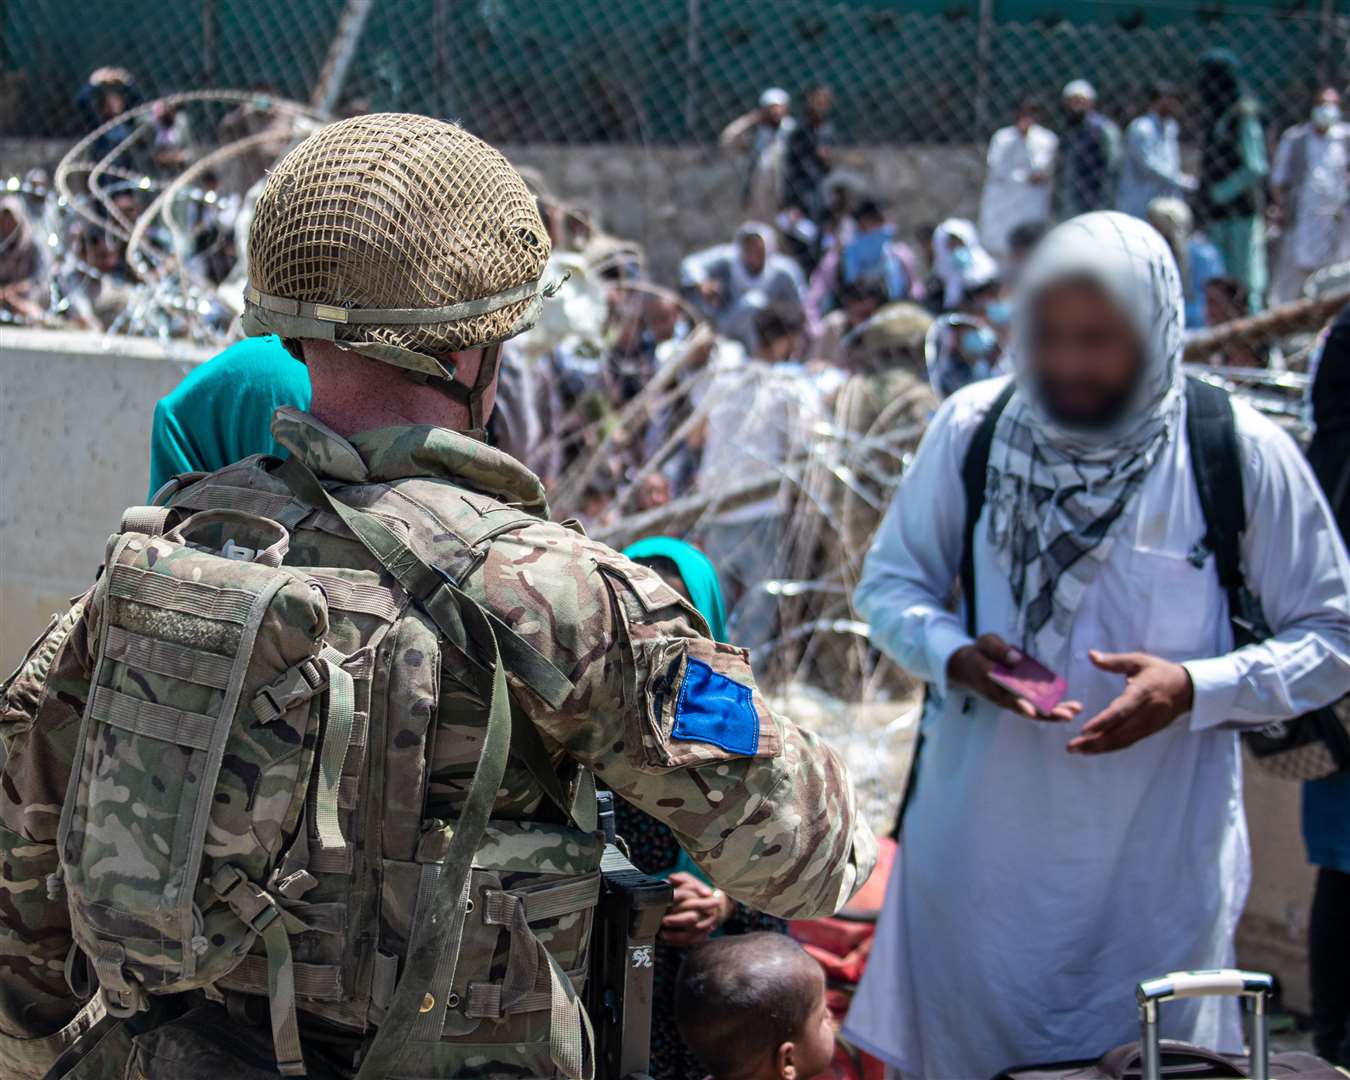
[0, 593, 97, 1076]
[487, 535, 877, 920]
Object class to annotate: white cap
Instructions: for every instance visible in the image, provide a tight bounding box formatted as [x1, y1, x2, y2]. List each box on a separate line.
[759, 87, 790, 109]
[1062, 79, 1096, 102]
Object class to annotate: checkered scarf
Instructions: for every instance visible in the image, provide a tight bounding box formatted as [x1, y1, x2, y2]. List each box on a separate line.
[985, 212, 1186, 664]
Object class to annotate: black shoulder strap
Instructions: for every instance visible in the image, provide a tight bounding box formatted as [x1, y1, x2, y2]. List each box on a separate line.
[960, 381, 1016, 635]
[1184, 376, 1246, 598]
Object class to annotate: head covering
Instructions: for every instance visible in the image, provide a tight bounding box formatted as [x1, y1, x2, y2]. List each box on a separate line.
[932, 218, 999, 309]
[985, 211, 1185, 664]
[1197, 49, 1249, 122]
[0, 194, 42, 289]
[759, 87, 790, 109]
[622, 537, 729, 643]
[730, 220, 778, 292]
[1062, 79, 1096, 102]
[1145, 196, 1193, 285]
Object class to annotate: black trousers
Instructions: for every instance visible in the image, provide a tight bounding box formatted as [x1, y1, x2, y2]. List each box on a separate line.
[1310, 866, 1350, 1066]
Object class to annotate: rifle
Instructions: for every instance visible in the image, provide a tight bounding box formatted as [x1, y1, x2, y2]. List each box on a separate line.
[587, 790, 674, 1080]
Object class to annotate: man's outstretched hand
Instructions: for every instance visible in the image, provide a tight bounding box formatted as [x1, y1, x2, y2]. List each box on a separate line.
[946, 634, 1082, 722]
[1067, 650, 1194, 754]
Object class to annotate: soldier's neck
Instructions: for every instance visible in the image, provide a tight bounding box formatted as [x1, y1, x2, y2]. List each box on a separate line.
[305, 342, 472, 437]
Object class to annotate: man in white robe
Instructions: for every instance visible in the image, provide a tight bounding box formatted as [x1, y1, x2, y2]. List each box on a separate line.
[1271, 87, 1350, 304]
[844, 211, 1350, 1080]
[978, 97, 1058, 261]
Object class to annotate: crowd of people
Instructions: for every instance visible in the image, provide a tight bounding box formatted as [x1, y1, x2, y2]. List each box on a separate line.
[0, 64, 1348, 1080]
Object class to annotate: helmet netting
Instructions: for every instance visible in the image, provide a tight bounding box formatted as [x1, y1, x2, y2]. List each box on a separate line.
[248, 113, 550, 355]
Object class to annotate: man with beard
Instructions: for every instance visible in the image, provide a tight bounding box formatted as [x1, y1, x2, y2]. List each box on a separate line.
[845, 212, 1350, 1078]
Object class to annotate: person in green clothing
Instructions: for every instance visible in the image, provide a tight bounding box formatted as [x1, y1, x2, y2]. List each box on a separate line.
[147, 334, 311, 497]
[1197, 49, 1269, 313]
[614, 536, 788, 1080]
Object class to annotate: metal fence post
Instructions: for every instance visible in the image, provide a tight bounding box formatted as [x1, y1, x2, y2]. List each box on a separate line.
[685, 0, 701, 140]
[974, 0, 994, 142]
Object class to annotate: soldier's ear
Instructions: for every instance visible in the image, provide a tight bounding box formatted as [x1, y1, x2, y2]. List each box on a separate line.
[778, 1039, 799, 1080]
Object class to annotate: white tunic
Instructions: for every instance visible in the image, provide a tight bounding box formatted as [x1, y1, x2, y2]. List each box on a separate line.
[844, 376, 1350, 1080]
[1272, 122, 1350, 281]
[978, 124, 1059, 257]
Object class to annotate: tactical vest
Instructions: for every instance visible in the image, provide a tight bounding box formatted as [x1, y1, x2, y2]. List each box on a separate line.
[53, 456, 600, 1080]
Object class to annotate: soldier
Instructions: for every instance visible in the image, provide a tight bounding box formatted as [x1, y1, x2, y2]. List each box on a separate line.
[0, 114, 874, 1079]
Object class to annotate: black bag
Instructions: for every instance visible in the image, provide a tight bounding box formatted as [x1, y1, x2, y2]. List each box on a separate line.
[1183, 377, 1350, 780]
[958, 377, 1349, 782]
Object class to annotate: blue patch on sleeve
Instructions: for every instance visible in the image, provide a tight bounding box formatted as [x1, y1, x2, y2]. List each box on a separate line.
[670, 658, 760, 756]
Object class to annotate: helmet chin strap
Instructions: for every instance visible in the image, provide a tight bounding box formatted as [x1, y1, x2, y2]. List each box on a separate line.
[440, 342, 502, 434]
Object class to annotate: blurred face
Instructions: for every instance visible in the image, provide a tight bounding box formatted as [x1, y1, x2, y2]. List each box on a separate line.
[1064, 93, 1092, 116]
[1016, 107, 1037, 133]
[100, 90, 127, 118]
[1313, 87, 1341, 130]
[644, 297, 680, 343]
[807, 87, 833, 118]
[0, 209, 17, 239]
[636, 473, 671, 511]
[739, 233, 767, 275]
[1029, 279, 1142, 428]
[1154, 93, 1181, 118]
[844, 290, 881, 327]
[765, 102, 789, 124]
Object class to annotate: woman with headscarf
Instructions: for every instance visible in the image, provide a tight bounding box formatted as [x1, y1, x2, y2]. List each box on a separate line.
[930, 217, 999, 311]
[0, 195, 48, 323]
[610, 538, 787, 1080]
[845, 212, 1350, 1078]
[1197, 49, 1269, 313]
[679, 221, 807, 348]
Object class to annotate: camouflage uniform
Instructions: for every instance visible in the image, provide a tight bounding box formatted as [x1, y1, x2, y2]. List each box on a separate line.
[0, 406, 876, 1078]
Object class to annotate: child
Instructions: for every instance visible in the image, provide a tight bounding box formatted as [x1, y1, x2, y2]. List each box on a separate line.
[675, 933, 836, 1080]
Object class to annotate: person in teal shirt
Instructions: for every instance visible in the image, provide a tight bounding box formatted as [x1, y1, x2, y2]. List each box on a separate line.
[612, 537, 785, 1080]
[148, 335, 310, 497]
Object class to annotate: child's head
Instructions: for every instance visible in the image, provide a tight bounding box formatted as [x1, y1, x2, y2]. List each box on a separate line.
[675, 933, 834, 1080]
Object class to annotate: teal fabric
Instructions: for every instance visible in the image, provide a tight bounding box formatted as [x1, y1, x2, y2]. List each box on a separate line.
[622, 536, 730, 888]
[148, 336, 311, 497]
[622, 536, 729, 643]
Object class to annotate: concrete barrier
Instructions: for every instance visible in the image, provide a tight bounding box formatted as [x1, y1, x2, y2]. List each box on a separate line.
[0, 326, 209, 670]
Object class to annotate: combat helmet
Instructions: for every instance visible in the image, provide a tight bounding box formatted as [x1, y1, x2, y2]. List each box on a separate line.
[242, 112, 557, 426]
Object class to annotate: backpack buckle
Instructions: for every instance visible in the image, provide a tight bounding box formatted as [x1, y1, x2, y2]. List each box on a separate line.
[253, 657, 328, 723]
[212, 865, 285, 934]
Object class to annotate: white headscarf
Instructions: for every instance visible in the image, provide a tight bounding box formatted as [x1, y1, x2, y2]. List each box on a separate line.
[932, 218, 999, 309]
[985, 211, 1185, 663]
[730, 221, 778, 294]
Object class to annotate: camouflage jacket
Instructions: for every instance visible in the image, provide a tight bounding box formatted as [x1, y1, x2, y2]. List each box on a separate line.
[0, 408, 876, 1076]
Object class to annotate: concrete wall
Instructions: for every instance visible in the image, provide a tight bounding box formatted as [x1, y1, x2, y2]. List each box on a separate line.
[501, 142, 985, 282]
[0, 326, 208, 670]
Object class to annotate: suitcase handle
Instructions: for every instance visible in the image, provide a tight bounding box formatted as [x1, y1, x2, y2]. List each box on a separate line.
[1134, 970, 1274, 1080]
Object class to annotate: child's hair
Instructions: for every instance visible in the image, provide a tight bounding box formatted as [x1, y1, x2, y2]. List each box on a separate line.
[674, 933, 822, 1080]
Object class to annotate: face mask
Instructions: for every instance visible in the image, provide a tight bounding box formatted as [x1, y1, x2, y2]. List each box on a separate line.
[1312, 103, 1341, 130]
[960, 325, 998, 359]
[986, 299, 1013, 326]
[952, 246, 973, 270]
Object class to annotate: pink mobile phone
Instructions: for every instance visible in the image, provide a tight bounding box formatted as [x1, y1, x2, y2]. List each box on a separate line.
[989, 653, 1067, 717]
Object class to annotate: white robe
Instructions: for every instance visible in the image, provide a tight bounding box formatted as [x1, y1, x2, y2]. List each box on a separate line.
[977, 124, 1058, 258]
[844, 375, 1350, 1080]
[1271, 121, 1350, 303]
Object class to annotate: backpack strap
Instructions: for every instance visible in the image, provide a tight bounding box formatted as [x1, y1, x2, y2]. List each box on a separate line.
[272, 458, 517, 1076]
[959, 381, 1016, 636]
[1183, 377, 1246, 608]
